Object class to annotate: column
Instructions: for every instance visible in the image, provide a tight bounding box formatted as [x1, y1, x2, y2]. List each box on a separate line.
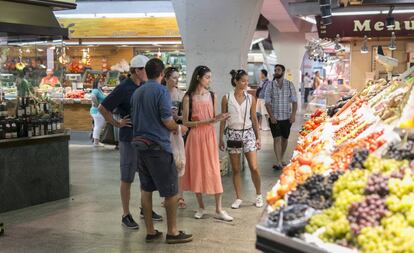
[269, 24, 307, 91]
[172, 0, 264, 102]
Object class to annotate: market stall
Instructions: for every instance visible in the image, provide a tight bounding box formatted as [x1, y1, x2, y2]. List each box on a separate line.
[256, 74, 414, 253]
[0, 0, 74, 214]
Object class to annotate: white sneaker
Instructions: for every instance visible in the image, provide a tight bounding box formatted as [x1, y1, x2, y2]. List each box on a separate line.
[255, 195, 264, 208]
[93, 143, 104, 148]
[214, 210, 233, 222]
[231, 199, 243, 209]
[194, 209, 206, 219]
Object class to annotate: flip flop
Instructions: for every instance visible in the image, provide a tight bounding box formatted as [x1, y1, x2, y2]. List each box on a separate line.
[178, 198, 187, 209]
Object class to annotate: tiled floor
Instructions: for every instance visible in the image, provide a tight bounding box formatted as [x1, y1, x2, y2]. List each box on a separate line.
[0, 114, 303, 253]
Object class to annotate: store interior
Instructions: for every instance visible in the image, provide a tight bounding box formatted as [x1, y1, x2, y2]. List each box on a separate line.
[1, 0, 414, 253]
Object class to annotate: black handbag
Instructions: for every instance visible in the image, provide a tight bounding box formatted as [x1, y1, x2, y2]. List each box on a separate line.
[226, 93, 249, 148]
[100, 123, 117, 145]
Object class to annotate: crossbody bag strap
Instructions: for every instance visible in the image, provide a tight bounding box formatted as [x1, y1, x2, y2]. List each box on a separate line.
[241, 93, 249, 140]
[188, 93, 193, 122]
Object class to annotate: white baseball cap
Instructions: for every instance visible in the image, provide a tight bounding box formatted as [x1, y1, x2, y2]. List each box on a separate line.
[130, 55, 149, 68]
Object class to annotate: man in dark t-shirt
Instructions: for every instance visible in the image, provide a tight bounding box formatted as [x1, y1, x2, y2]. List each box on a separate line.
[99, 55, 162, 229]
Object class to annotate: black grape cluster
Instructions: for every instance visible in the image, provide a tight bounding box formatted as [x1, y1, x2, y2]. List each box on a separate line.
[289, 172, 342, 210]
[347, 194, 387, 235]
[364, 173, 389, 197]
[327, 96, 352, 117]
[268, 205, 308, 223]
[385, 140, 414, 160]
[349, 149, 369, 170]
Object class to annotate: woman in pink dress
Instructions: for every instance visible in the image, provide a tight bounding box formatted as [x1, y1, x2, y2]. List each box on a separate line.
[181, 66, 233, 222]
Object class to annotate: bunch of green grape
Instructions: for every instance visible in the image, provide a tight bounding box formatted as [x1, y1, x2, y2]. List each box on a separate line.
[357, 214, 414, 253]
[333, 169, 369, 196]
[363, 155, 408, 174]
[332, 170, 368, 211]
[305, 207, 351, 242]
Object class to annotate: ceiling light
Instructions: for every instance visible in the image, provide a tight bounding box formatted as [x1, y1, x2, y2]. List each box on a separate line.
[389, 32, 397, 51]
[361, 35, 369, 54]
[332, 11, 381, 16]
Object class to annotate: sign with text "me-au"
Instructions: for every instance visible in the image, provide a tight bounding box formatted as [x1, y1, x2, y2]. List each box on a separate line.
[317, 14, 414, 38]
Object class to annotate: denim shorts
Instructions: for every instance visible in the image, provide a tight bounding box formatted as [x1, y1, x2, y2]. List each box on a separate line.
[119, 141, 138, 183]
[136, 149, 178, 198]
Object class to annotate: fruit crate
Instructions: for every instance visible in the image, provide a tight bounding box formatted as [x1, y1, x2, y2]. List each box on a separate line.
[104, 71, 120, 87]
[82, 70, 106, 87]
[256, 212, 329, 253]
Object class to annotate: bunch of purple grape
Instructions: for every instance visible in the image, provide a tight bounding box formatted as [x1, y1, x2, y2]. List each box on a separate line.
[390, 167, 406, 179]
[347, 194, 387, 235]
[349, 148, 369, 170]
[364, 173, 389, 197]
[288, 172, 342, 210]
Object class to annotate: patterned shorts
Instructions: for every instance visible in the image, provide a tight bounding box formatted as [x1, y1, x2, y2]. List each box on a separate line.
[226, 128, 257, 154]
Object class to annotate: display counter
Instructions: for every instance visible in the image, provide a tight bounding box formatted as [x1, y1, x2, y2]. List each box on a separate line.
[0, 133, 70, 213]
[52, 98, 92, 131]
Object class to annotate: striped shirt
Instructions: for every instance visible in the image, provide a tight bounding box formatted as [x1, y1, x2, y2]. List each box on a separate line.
[264, 79, 297, 121]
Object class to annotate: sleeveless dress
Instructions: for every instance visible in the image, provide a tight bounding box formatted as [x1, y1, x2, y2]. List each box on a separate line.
[180, 93, 223, 194]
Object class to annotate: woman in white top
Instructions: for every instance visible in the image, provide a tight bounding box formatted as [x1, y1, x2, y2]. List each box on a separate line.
[219, 69, 263, 209]
[162, 67, 185, 123]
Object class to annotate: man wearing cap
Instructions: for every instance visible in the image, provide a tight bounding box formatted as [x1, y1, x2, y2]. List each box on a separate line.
[99, 55, 162, 229]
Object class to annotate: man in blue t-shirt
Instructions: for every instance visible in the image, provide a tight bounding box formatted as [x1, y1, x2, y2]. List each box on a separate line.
[99, 55, 162, 230]
[131, 58, 192, 244]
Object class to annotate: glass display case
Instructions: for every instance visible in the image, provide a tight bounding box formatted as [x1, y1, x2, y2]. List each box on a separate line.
[0, 37, 65, 140]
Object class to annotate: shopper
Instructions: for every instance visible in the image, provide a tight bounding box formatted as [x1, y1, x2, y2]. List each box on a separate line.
[98, 55, 162, 230]
[313, 71, 322, 90]
[162, 67, 184, 124]
[162, 67, 186, 209]
[181, 65, 233, 222]
[303, 72, 313, 103]
[131, 58, 193, 244]
[256, 69, 271, 130]
[219, 69, 263, 209]
[90, 79, 106, 147]
[265, 64, 298, 170]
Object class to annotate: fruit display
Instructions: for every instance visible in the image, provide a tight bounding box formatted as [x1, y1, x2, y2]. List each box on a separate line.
[300, 109, 326, 136]
[259, 76, 414, 253]
[83, 71, 106, 86]
[64, 90, 85, 99]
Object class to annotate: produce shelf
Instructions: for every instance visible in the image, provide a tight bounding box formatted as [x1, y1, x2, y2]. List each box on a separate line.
[256, 224, 330, 253]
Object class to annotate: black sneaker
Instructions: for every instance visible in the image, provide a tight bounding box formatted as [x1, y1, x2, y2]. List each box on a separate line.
[140, 208, 163, 221]
[146, 230, 163, 242]
[122, 214, 139, 229]
[166, 231, 193, 244]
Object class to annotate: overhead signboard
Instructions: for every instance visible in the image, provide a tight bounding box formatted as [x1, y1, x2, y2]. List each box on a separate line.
[58, 18, 180, 38]
[317, 14, 414, 38]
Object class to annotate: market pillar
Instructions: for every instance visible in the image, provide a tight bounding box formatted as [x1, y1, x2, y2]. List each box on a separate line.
[269, 24, 307, 92]
[172, 0, 263, 101]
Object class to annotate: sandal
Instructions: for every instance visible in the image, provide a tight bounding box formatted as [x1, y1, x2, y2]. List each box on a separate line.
[178, 198, 187, 209]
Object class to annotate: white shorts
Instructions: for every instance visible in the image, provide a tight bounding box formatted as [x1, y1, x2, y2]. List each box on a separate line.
[226, 128, 257, 154]
[256, 98, 268, 116]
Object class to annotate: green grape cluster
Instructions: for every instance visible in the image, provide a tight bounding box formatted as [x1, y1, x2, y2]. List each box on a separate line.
[305, 207, 351, 242]
[363, 155, 408, 174]
[388, 174, 414, 198]
[357, 214, 414, 253]
[333, 170, 369, 196]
